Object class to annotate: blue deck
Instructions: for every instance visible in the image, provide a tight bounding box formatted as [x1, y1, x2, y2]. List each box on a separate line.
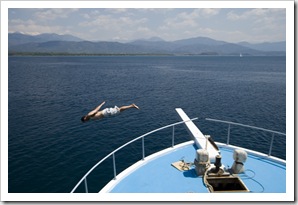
[102, 141, 286, 193]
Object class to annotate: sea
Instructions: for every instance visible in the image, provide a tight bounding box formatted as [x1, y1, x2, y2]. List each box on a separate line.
[8, 55, 286, 193]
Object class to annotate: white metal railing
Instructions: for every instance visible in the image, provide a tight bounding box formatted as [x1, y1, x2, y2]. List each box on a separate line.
[70, 118, 198, 193]
[71, 117, 285, 193]
[205, 118, 286, 156]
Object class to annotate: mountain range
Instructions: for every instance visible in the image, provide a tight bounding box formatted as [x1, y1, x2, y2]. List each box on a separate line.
[8, 32, 286, 56]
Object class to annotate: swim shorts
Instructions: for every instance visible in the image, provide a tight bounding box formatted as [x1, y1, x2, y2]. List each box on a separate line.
[103, 106, 120, 117]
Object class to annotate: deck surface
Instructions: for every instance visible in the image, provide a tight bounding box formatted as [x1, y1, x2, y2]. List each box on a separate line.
[101, 142, 286, 193]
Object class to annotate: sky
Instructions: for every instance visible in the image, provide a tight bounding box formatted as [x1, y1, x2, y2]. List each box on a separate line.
[8, 8, 286, 43]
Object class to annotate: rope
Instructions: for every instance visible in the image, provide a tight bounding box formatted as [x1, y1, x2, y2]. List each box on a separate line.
[242, 169, 265, 193]
[202, 163, 214, 192]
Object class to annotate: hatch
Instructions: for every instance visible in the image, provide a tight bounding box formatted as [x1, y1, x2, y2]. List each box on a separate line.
[205, 175, 249, 193]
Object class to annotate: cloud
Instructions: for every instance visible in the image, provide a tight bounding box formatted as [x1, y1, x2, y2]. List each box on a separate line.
[34, 8, 78, 20]
[76, 10, 150, 41]
[184, 8, 221, 19]
[224, 8, 286, 42]
[201, 8, 221, 16]
[9, 18, 64, 35]
[80, 15, 146, 29]
[8, 8, 286, 43]
[165, 9, 221, 29]
[227, 8, 285, 21]
[9, 8, 82, 35]
[109, 8, 128, 14]
[158, 9, 222, 40]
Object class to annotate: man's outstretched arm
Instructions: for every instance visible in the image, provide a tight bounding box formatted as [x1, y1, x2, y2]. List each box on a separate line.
[88, 101, 105, 116]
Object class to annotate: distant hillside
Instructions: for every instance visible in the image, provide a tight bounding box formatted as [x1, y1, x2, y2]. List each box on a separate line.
[9, 41, 166, 55]
[173, 36, 226, 46]
[8, 32, 286, 56]
[238, 41, 286, 52]
[9, 32, 83, 46]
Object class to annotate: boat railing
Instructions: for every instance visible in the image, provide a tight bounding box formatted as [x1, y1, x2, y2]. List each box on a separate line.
[70, 118, 198, 193]
[71, 117, 285, 193]
[205, 118, 286, 156]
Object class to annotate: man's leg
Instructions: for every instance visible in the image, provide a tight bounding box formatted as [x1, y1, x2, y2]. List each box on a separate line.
[119, 104, 139, 112]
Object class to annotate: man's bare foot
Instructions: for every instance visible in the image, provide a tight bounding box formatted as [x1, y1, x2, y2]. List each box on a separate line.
[132, 104, 140, 109]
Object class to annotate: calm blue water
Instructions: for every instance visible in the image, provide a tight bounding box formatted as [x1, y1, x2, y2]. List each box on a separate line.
[8, 56, 286, 193]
